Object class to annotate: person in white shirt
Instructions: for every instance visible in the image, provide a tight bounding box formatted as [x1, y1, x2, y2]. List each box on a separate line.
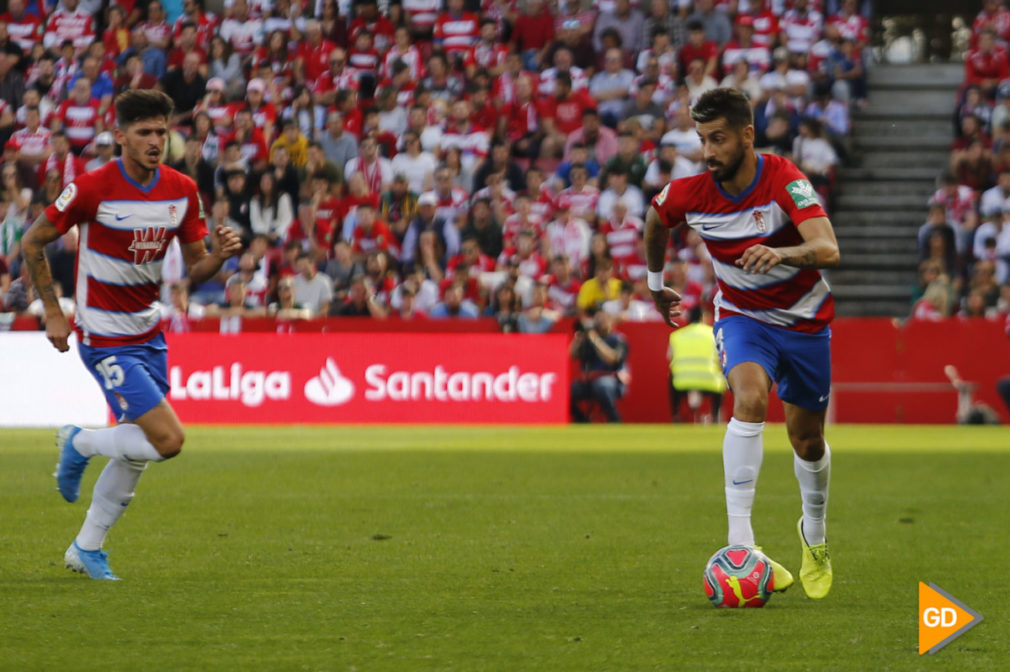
[545, 203, 592, 270]
[390, 131, 437, 194]
[597, 166, 645, 220]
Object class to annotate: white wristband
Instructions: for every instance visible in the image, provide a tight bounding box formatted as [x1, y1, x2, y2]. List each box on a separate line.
[647, 270, 664, 292]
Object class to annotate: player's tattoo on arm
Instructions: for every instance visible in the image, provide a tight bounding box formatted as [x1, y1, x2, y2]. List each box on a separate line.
[22, 213, 64, 314]
[779, 246, 819, 268]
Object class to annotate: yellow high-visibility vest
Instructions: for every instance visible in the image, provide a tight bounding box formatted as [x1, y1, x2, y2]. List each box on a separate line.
[669, 323, 727, 393]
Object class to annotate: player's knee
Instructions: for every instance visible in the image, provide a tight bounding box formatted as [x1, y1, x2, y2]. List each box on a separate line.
[790, 431, 824, 461]
[732, 388, 767, 421]
[152, 427, 185, 459]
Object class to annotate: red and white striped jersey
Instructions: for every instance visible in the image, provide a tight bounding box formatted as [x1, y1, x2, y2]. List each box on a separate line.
[738, 11, 780, 48]
[503, 211, 546, 246]
[465, 42, 509, 72]
[434, 12, 480, 55]
[141, 19, 172, 46]
[554, 185, 600, 224]
[440, 123, 489, 170]
[433, 186, 470, 225]
[1, 12, 43, 51]
[651, 153, 833, 333]
[780, 10, 823, 54]
[382, 45, 425, 81]
[599, 216, 644, 275]
[826, 12, 870, 45]
[403, 0, 441, 31]
[349, 47, 381, 76]
[56, 99, 101, 150]
[173, 12, 217, 50]
[43, 9, 95, 53]
[45, 160, 208, 347]
[219, 16, 264, 55]
[9, 126, 52, 156]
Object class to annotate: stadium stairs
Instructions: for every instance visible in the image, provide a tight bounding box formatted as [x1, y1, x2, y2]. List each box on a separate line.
[831, 63, 963, 317]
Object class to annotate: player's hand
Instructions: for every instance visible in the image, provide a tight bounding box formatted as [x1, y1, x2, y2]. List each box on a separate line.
[45, 313, 72, 353]
[212, 225, 243, 261]
[650, 286, 683, 327]
[736, 244, 783, 274]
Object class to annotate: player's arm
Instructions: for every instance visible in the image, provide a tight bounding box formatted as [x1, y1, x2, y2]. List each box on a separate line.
[22, 212, 72, 352]
[736, 216, 841, 274]
[181, 225, 243, 286]
[644, 204, 684, 327]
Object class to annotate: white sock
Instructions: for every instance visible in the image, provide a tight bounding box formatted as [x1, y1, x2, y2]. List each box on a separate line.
[73, 424, 165, 463]
[723, 417, 764, 547]
[76, 459, 147, 551]
[795, 443, 830, 546]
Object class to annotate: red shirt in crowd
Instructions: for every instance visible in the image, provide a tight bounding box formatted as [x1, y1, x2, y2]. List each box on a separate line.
[349, 14, 396, 53]
[434, 11, 480, 56]
[512, 8, 554, 51]
[296, 39, 338, 87]
[56, 98, 101, 151]
[965, 45, 1010, 86]
[538, 89, 596, 135]
[1, 10, 43, 51]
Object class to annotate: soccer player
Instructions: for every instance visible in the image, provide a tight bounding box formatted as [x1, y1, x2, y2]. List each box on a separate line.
[21, 90, 242, 580]
[645, 88, 839, 600]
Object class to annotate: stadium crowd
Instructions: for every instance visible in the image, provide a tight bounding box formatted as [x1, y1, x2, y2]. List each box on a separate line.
[0, 0, 868, 332]
[912, 2, 1010, 324]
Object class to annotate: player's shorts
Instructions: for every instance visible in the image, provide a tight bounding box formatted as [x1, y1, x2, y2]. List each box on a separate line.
[77, 333, 169, 422]
[714, 315, 832, 411]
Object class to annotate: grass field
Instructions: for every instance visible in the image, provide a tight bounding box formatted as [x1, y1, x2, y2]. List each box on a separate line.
[0, 424, 1006, 671]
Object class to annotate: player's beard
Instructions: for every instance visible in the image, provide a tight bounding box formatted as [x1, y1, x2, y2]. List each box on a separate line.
[707, 145, 746, 183]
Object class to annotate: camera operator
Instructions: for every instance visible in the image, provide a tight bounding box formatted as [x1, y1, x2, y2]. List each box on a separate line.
[570, 310, 630, 423]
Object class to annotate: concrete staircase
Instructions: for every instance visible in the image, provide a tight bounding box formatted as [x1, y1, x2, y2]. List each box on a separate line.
[830, 63, 963, 317]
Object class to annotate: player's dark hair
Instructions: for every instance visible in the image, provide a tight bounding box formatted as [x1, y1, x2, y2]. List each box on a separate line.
[690, 87, 753, 131]
[115, 89, 174, 128]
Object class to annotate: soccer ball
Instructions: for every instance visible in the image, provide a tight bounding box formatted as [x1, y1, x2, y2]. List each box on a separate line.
[703, 545, 774, 608]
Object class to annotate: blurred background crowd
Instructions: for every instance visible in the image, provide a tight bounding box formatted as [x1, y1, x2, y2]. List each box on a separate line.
[0, 0, 871, 333]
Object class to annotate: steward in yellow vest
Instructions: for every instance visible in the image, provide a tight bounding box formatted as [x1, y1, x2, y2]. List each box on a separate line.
[668, 306, 726, 422]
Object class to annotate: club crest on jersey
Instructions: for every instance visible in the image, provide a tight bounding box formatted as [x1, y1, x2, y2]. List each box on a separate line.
[786, 179, 819, 209]
[128, 227, 168, 264]
[753, 210, 766, 233]
[54, 183, 77, 212]
[168, 204, 178, 228]
[655, 183, 671, 206]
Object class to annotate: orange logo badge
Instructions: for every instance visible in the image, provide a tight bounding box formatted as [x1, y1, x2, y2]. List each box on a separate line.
[918, 582, 983, 655]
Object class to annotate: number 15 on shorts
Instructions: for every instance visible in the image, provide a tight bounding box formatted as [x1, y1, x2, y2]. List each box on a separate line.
[96, 356, 125, 390]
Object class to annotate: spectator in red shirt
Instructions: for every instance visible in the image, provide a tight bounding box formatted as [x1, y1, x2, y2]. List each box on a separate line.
[539, 71, 597, 162]
[965, 27, 1009, 99]
[972, 0, 1010, 48]
[2, 0, 43, 54]
[512, 0, 555, 71]
[349, 0, 396, 54]
[350, 202, 394, 261]
[434, 0, 480, 70]
[37, 130, 85, 188]
[222, 108, 269, 172]
[53, 77, 102, 154]
[679, 19, 719, 80]
[295, 19, 338, 89]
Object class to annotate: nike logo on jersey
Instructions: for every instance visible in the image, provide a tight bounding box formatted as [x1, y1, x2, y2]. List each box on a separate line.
[701, 222, 724, 231]
[731, 479, 753, 486]
[819, 395, 829, 403]
[115, 213, 133, 221]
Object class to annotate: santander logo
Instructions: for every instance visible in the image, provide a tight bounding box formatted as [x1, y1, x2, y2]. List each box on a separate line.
[304, 358, 355, 406]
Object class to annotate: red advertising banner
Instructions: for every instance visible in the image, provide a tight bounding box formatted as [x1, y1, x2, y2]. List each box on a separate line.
[165, 333, 570, 424]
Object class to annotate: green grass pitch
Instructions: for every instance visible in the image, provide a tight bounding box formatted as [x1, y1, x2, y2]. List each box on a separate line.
[1, 424, 1006, 671]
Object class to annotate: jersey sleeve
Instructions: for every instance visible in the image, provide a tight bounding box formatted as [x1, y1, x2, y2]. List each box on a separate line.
[179, 180, 209, 244]
[773, 160, 828, 225]
[650, 180, 687, 229]
[45, 176, 94, 234]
